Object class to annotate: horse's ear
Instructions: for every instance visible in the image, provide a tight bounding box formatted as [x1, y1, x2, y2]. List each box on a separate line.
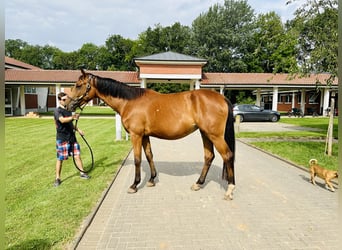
[81, 68, 86, 77]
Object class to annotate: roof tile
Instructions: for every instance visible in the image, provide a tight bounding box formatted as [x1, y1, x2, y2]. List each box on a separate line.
[135, 51, 207, 62]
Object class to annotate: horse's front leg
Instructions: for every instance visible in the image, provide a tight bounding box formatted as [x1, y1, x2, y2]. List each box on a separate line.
[128, 134, 143, 194]
[142, 136, 157, 187]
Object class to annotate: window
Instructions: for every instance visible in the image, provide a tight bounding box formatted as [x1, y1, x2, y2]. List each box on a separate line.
[48, 86, 56, 95]
[24, 87, 36, 94]
[297, 94, 301, 104]
[280, 94, 291, 103]
[308, 92, 319, 104]
[5, 88, 11, 105]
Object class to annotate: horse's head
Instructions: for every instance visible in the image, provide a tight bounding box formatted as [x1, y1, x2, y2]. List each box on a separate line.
[66, 69, 97, 111]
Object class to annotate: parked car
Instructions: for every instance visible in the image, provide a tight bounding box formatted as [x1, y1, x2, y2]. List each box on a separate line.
[233, 104, 280, 122]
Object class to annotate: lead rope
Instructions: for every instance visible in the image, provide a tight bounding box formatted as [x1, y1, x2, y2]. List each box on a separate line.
[71, 110, 94, 173]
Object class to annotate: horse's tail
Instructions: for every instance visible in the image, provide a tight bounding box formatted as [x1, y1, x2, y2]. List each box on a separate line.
[222, 99, 235, 181]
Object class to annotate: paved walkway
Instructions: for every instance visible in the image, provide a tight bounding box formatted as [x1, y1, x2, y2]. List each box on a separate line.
[75, 124, 339, 250]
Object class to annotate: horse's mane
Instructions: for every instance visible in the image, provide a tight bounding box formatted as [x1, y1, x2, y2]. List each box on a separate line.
[93, 74, 146, 100]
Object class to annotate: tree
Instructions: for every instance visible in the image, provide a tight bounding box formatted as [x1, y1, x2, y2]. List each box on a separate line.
[5, 39, 28, 58]
[53, 50, 79, 70]
[76, 43, 100, 70]
[288, 0, 337, 156]
[105, 34, 135, 70]
[252, 12, 298, 73]
[147, 83, 190, 94]
[5, 39, 63, 69]
[133, 22, 191, 56]
[191, 0, 256, 73]
[288, 0, 337, 78]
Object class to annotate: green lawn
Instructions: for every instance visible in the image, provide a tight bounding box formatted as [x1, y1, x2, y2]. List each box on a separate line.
[250, 141, 338, 170]
[280, 117, 338, 139]
[238, 117, 338, 171]
[42, 105, 116, 116]
[5, 117, 131, 249]
[236, 117, 338, 139]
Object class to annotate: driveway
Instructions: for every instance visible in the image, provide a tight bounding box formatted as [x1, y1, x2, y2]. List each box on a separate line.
[236, 121, 322, 132]
[74, 130, 339, 249]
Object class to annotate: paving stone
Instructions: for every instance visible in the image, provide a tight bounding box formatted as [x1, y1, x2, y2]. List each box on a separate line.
[75, 129, 339, 250]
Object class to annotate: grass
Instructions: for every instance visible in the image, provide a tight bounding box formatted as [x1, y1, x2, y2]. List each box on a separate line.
[5, 117, 131, 249]
[250, 141, 338, 170]
[42, 105, 116, 116]
[237, 117, 338, 171]
[280, 117, 338, 139]
[236, 117, 338, 139]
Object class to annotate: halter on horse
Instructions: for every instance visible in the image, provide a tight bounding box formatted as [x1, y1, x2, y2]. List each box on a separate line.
[66, 69, 236, 200]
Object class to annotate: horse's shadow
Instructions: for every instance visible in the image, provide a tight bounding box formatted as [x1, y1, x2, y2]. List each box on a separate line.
[125, 159, 227, 190]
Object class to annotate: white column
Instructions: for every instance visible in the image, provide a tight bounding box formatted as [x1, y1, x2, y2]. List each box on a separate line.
[272, 87, 278, 111]
[291, 91, 296, 109]
[140, 78, 146, 88]
[195, 79, 200, 90]
[255, 88, 261, 106]
[37, 87, 48, 112]
[55, 84, 62, 107]
[219, 86, 224, 95]
[189, 80, 195, 90]
[323, 88, 330, 116]
[115, 113, 122, 141]
[19, 85, 26, 115]
[300, 89, 306, 114]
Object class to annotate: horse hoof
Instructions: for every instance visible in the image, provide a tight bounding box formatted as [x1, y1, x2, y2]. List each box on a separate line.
[224, 194, 233, 200]
[224, 184, 235, 200]
[191, 183, 201, 191]
[146, 181, 155, 187]
[127, 187, 138, 194]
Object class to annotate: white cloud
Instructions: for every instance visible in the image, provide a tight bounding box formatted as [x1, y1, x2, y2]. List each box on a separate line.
[5, 0, 299, 52]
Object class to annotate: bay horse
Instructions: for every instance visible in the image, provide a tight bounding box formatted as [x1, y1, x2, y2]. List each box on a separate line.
[66, 69, 236, 200]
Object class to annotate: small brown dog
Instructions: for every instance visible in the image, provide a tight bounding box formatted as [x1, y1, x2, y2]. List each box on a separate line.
[309, 159, 338, 192]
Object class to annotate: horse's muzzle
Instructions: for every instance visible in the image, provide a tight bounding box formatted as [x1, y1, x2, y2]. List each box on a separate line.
[66, 100, 78, 112]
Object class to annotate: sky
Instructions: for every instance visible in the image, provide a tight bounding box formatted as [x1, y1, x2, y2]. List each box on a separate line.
[5, 0, 303, 52]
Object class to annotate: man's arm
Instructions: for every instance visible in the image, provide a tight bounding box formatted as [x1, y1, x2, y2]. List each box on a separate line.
[58, 113, 79, 123]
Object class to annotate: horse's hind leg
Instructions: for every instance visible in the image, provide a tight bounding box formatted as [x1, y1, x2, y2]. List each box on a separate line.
[211, 137, 235, 200]
[142, 136, 157, 187]
[191, 131, 215, 191]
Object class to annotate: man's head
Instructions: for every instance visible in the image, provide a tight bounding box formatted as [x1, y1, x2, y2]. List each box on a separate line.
[58, 92, 69, 107]
[58, 92, 68, 101]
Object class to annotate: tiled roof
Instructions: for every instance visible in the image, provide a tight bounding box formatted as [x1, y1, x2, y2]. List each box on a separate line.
[5, 69, 140, 84]
[135, 51, 207, 62]
[5, 69, 337, 87]
[202, 73, 337, 86]
[5, 56, 336, 88]
[5, 56, 42, 70]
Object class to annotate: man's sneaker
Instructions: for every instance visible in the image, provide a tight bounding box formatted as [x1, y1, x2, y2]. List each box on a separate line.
[54, 178, 61, 187]
[80, 173, 90, 179]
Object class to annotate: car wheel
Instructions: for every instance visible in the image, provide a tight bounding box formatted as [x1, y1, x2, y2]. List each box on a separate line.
[270, 115, 278, 122]
[239, 115, 244, 122]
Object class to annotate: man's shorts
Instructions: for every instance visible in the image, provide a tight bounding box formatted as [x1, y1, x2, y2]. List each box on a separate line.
[56, 140, 80, 160]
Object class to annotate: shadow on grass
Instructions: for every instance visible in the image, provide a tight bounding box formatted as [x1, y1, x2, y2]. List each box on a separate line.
[7, 239, 53, 250]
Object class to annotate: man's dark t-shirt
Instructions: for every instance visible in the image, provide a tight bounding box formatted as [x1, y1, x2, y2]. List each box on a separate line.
[54, 107, 76, 143]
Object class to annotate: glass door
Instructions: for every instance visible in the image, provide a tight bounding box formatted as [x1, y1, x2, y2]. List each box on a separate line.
[5, 88, 12, 116]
